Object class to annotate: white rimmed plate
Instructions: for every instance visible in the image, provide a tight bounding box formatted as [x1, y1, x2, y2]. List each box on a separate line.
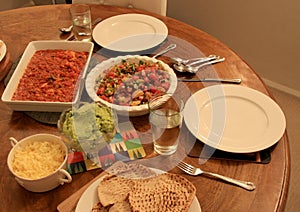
[0, 40, 7, 62]
[85, 55, 178, 116]
[75, 168, 201, 212]
[92, 13, 168, 52]
[183, 85, 286, 153]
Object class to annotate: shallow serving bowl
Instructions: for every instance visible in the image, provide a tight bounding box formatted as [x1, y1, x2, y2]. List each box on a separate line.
[85, 55, 178, 116]
[1, 40, 94, 112]
[7, 133, 72, 192]
[57, 102, 118, 152]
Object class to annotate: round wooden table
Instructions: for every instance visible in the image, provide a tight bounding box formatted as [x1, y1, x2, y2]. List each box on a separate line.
[0, 4, 290, 212]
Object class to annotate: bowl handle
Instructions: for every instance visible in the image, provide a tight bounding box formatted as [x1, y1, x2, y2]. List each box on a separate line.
[9, 137, 18, 147]
[58, 169, 72, 185]
[14, 177, 25, 187]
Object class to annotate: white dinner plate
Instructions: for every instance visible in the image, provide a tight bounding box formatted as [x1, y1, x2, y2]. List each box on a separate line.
[75, 168, 201, 212]
[183, 85, 286, 153]
[92, 13, 168, 52]
[0, 40, 7, 62]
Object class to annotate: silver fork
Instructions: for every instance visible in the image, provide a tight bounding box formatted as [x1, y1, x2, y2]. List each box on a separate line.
[177, 161, 256, 191]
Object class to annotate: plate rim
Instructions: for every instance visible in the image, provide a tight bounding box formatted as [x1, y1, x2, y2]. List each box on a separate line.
[183, 85, 286, 153]
[92, 13, 168, 52]
[0, 40, 7, 62]
[75, 167, 201, 212]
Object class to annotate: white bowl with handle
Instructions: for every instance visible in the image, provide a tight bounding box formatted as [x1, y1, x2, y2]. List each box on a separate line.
[7, 133, 72, 192]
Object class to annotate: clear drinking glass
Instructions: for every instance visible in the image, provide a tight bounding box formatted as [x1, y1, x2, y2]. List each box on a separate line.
[69, 4, 92, 42]
[148, 94, 184, 155]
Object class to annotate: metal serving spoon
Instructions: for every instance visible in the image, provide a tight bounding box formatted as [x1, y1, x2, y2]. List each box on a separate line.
[170, 54, 217, 66]
[59, 25, 73, 33]
[59, 17, 102, 33]
[152, 44, 177, 59]
[173, 57, 225, 73]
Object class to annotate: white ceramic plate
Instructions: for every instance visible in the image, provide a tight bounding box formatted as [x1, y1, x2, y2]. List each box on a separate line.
[183, 85, 286, 153]
[1, 40, 94, 112]
[75, 168, 201, 212]
[92, 13, 168, 52]
[85, 55, 177, 116]
[0, 40, 7, 62]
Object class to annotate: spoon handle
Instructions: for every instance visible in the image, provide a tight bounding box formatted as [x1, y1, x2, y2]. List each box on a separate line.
[193, 57, 225, 70]
[178, 78, 242, 84]
[188, 54, 218, 66]
[152, 44, 176, 58]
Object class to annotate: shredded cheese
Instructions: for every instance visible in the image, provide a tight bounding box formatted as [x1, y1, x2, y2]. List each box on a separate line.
[12, 140, 65, 180]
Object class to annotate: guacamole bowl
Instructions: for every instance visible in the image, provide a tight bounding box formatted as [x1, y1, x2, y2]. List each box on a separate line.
[57, 102, 118, 152]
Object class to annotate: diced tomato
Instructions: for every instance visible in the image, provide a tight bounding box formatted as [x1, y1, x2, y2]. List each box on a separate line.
[161, 82, 170, 90]
[95, 58, 171, 106]
[100, 95, 109, 102]
[12, 49, 88, 102]
[149, 73, 159, 81]
[132, 75, 139, 81]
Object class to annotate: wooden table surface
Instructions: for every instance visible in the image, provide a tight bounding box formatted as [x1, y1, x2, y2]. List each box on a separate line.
[0, 4, 290, 212]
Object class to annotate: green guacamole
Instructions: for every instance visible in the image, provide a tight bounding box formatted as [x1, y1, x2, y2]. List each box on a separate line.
[62, 103, 116, 142]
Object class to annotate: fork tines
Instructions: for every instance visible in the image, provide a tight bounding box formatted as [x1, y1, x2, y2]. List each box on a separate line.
[177, 161, 194, 173]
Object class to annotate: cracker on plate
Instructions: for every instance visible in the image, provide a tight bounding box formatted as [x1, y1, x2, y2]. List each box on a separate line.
[96, 161, 196, 212]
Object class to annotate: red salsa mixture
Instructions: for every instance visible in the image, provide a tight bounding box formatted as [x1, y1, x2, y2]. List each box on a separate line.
[95, 58, 171, 106]
[12, 49, 88, 102]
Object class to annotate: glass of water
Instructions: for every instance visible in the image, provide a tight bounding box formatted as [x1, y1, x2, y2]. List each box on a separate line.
[148, 94, 184, 155]
[69, 4, 92, 42]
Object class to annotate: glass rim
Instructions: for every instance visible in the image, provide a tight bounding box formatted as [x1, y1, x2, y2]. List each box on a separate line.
[148, 93, 185, 115]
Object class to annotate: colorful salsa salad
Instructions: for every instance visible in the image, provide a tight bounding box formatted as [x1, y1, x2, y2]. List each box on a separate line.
[95, 58, 171, 106]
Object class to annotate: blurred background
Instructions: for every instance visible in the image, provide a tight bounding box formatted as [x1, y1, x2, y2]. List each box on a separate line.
[1, 0, 299, 98]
